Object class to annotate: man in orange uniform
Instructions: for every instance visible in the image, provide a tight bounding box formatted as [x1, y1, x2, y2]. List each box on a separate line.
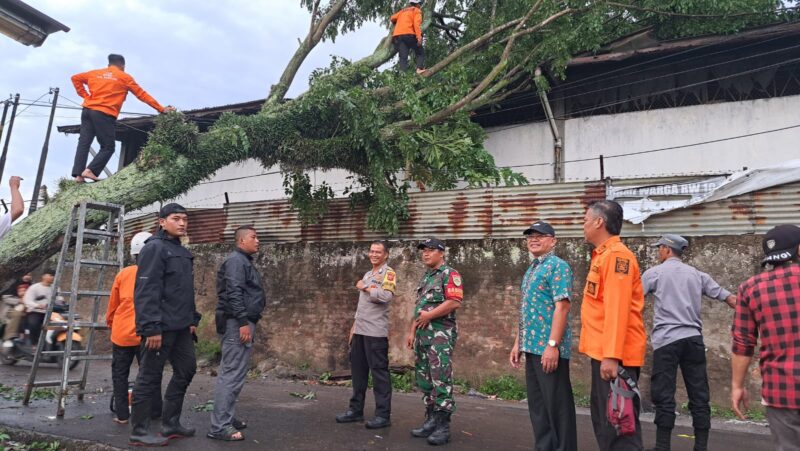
[580, 200, 646, 450]
[70, 54, 173, 184]
[106, 231, 161, 424]
[391, 0, 426, 74]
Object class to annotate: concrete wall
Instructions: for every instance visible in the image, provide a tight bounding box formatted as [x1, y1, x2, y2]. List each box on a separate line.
[185, 234, 764, 408]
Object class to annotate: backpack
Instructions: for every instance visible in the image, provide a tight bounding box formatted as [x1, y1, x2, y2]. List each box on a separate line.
[607, 366, 640, 436]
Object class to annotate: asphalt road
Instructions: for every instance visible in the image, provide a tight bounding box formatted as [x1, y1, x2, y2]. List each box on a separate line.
[0, 362, 772, 450]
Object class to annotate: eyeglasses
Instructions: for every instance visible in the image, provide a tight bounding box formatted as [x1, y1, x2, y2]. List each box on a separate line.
[524, 235, 553, 242]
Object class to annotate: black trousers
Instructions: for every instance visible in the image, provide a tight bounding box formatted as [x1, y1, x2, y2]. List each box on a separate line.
[590, 359, 643, 451]
[26, 312, 45, 344]
[393, 34, 425, 70]
[651, 335, 710, 431]
[525, 353, 578, 451]
[132, 329, 196, 421]
[112, 344, 162, 421]
[72, 108, 117, 177]
[349, 334, 392, 418]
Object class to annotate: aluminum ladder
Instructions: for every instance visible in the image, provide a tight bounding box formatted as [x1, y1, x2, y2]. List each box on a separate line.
[23, 201, 125, 417]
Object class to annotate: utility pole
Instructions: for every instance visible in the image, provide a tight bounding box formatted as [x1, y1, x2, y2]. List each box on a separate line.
[0, 94, 20, 183]
[0, 99, 10, 141]
[30, 88, 59, 214]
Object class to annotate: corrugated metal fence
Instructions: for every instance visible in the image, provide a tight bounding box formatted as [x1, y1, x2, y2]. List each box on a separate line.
[124, 178, 800, 244]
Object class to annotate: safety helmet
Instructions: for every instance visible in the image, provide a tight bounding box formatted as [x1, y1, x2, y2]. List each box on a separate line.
[410, 0, 422, 4]
[130, 232, 152, 257]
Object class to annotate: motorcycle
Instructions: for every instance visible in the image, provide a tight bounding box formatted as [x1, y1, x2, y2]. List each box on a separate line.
[1, 305, 83, 370]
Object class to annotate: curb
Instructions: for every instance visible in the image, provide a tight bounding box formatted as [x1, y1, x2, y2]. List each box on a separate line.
[0, 424, 125, 451]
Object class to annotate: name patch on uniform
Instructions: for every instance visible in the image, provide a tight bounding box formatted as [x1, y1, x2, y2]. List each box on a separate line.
[586, 281, 597, 295]
[614, 257, 630, 274]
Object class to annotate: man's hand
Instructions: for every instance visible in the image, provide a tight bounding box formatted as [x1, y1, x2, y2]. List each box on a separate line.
[406, 331, 415, 350]
[726, 295, 737, 309]
[9, 176, 21, 190]
[190, 325, 197, 335]
[600, 358, 619, 381]
[36, 303, 47, 310]
[239, 325, 252, 344]
[731, 386, 749, 420]
[415, 311, 431, 329]
[356, 280, 366, 291]
[509, 343, 522, 369]
[541, 346, 560, 374]
[163, 105, 176, 113]
[145, 334, 162, 350]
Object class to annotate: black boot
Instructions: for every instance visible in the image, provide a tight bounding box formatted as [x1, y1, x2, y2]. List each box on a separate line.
[646, 427, 672, 451]
[161, 399, 195, 439]
[426, 411, 451, 446]
[129, 405, 168, 447]
[693, 428, 709, 451]
[411, 406, 436, 438]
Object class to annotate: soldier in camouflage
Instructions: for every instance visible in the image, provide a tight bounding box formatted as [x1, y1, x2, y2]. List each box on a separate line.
[406, 237, 464, 446]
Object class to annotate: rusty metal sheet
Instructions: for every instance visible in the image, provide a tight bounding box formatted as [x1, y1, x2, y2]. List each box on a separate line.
[222, 200, 302, 243]
[623, 180, 800, 237]
[186, 208, 226, 244]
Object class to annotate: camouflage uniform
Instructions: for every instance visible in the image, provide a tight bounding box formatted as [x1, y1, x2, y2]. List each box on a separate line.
[414, 264, 463, 413]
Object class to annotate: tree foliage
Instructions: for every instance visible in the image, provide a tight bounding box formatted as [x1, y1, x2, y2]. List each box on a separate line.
[0, 0, 793, 287]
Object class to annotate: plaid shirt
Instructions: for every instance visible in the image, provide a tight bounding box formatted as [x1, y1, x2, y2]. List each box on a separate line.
[732, 263, 800, 409]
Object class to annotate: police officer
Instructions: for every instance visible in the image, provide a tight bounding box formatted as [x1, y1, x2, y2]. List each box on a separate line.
[130, 203, 201, 446]
[406, 237, 463, 446]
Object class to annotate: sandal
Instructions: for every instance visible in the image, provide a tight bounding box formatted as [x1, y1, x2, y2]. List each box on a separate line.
[232, 418, 247, 430]
[207, 427, 244, 441]
[113, 417, 129, 425]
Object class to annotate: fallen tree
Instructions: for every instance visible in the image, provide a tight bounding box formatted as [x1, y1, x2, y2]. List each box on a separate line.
[0, 0, 789, 288]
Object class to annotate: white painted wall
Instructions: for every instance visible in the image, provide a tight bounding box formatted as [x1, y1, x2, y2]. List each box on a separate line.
[564, 94, 800, 180]
[482, 122, 554, 183]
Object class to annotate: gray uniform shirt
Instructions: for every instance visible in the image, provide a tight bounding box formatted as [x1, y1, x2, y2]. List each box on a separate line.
[353, 263, 396, 338]
[641, 257, 731, 350]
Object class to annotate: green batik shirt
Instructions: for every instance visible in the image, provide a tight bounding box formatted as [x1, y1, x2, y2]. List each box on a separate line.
[414, 264, 464, 343]
[518, 252, 573, 359]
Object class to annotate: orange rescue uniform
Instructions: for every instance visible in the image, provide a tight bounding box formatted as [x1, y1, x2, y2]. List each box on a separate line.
[579, 236, 646, 366]
[71, 66, 164, 118]
[106, 265, 140, 347]
[391, 6, 423, 42]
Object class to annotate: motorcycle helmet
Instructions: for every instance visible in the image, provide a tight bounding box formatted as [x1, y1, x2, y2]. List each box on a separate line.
[130, 232, 152, 257]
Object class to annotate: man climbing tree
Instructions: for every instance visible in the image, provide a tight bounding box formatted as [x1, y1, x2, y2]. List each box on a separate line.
[391, 0, 426, 74]
[0, 0, 791, 286]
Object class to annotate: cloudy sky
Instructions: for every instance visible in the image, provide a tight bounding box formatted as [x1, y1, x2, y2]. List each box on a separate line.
[0, 0, 385, 214]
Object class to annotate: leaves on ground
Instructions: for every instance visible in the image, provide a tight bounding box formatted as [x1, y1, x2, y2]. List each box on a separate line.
[289, 391, 316, 400]
[193, 400, 215, 412]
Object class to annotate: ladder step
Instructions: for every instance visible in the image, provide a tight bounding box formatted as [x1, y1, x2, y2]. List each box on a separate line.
[46, 321, 108, 329]
[65, 259, 119, 268]
[41, 349, 88, 356]
[58, 290, 111, 297]
[31, 380, 82, 387]
[72, 229, 119, 239]
[70, 355, 112, 361]
[82, 201, 123, 213]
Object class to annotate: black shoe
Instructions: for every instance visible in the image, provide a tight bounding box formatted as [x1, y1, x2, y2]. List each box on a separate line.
[411, 406, 436, 438]
[365, 417, 391, 429]
[161, 417, 196, 439]
[335, 410, 363, 423]
[427, 411, 451, 446]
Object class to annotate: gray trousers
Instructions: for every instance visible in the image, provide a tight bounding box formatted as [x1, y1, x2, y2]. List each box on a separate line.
[210, 319, 254, 434]
[766, 407, 800, 451]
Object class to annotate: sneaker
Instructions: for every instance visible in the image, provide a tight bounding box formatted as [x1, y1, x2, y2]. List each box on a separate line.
[2, 340, 13, 348]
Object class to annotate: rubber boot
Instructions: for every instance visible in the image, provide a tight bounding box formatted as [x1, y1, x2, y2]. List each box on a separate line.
[129, 405, 168, 447]
[411, 406, 436, 438]
[161, 399, 195, 439]
[693, 428, 709, 451]
[426, 411, 451, 446]
[646, 427, 672, 451]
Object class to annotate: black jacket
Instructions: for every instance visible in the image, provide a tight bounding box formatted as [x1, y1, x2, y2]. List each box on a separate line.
[216, 248, 266, 325]
[134, 229, 201, 337]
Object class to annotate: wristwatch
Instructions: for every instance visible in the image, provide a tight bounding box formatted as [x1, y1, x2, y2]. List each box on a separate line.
[547, 339, 558, 348]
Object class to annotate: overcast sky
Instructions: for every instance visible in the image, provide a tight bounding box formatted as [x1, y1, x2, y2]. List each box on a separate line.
[0, 0, 385, 213]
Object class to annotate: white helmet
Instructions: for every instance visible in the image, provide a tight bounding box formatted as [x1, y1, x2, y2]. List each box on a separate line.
[130, 232, 152, 257]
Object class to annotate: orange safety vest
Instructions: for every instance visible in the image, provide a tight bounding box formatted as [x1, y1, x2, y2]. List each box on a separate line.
[106, 265, 141, 347]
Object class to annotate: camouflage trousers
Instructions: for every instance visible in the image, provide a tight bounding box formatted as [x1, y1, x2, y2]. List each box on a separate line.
[414, 332, 456, 413]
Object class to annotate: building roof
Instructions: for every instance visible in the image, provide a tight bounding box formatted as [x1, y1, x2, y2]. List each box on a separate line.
[0, 0, 69, 47]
